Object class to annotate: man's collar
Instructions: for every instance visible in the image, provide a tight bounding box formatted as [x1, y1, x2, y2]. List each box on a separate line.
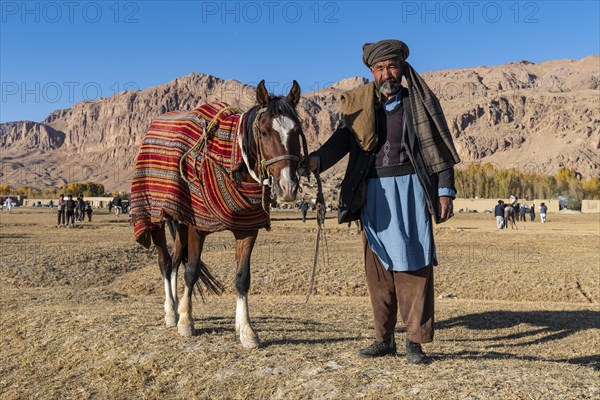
[383, 89, 403, 112]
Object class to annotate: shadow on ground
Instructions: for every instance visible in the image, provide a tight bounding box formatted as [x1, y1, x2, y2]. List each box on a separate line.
[437, 310, 600, 370]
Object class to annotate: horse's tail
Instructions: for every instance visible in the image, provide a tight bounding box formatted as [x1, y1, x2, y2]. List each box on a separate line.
[194, 260, 225, 301]
[165, 218, 223, 300]
[166, 218, 178, 242]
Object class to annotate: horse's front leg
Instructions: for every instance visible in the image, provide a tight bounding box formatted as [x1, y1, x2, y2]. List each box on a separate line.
[234, 229, 260, 349]
[177, 228, 207, 336]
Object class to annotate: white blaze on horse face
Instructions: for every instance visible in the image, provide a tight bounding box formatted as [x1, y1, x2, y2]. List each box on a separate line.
[272, 115, 295, 151]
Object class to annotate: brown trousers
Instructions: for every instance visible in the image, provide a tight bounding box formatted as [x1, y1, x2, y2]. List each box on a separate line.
[363, 234, 434, 344]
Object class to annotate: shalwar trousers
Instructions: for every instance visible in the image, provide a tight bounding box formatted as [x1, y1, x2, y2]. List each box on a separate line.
[363, 233, 434, 344]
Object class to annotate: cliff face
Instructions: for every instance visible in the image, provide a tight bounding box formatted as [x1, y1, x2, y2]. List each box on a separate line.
[422, 55, 600, 176]
[1, 56, 598, 191]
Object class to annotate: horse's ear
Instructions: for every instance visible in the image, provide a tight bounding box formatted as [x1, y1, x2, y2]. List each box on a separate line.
[286, 80, 301, 106]
[256, 80, 269, 108]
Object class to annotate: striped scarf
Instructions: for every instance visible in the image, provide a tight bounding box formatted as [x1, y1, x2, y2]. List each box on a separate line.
[404, 63, 460, 173]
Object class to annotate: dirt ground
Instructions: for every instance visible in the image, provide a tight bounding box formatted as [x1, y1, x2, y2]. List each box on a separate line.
[0, 207, 598, 399]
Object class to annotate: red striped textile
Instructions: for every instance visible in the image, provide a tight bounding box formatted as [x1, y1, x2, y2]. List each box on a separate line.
[131, 102, 270, 247]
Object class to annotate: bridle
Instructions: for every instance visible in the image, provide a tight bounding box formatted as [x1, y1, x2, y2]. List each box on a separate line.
[244, 106, 309, 188]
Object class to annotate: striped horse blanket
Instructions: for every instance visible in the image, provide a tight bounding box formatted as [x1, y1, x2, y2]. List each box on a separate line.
[131, 102, 270, 247]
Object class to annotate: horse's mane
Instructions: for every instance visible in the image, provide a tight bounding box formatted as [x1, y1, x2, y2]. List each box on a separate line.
[264, 96, 300, 124]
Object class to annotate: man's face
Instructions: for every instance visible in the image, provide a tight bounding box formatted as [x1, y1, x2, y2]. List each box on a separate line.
[370, 59, 402, 97]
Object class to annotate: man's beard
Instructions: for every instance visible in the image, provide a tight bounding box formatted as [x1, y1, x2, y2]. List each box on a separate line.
[378, 78, 401, 96]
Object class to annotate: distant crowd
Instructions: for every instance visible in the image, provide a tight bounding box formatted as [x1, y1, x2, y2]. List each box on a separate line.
[55, 193, 129, 227]
[494, 195, 548, 230]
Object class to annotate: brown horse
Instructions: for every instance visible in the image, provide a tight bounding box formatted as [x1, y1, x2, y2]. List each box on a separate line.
[132, 81, 305, 348]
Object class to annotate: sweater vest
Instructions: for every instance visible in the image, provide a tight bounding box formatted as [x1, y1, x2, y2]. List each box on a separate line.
[369, 101, 414, 178]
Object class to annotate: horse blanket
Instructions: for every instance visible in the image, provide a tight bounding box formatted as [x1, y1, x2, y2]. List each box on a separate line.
[131, 102, 270, 247]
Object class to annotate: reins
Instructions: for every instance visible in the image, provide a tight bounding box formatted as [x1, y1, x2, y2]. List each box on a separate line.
[243, 105, 324, 302]
[304, 160, 327, 303]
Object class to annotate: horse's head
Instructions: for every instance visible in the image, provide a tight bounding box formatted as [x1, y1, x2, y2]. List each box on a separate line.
[252, 80, 304, 202]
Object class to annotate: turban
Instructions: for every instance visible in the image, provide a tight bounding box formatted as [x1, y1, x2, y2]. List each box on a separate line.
[362, 39, 410, 67]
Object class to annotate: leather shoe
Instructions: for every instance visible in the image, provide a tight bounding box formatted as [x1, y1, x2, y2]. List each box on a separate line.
[357, 337, 396, 358]
[405, 339, 429, 364]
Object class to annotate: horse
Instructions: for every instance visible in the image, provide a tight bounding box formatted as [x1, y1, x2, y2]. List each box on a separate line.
[504, 196, 518, 230]
[131, 80, 306, 348]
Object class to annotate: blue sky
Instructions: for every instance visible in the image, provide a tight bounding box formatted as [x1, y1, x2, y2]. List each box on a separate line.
[1, 0, 598, 123]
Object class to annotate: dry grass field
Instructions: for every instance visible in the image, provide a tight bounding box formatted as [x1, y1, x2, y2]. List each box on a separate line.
[0, 206, 598, 399]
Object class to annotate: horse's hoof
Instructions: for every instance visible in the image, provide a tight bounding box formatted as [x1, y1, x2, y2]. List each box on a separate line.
[178, 324, 195, 337]
[241, 337, 261, 349]
[165, 314, 178, 328]
[240, 327, 261, 349]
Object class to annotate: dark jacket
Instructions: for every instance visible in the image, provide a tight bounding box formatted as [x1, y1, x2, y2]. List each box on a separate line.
[313, 90, 455, 224]
[495, 204, 506, 217]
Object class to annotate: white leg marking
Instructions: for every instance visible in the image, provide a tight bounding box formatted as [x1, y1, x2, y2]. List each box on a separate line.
[272, 115, 295, 151]
[177, 287, 194, 336]
[170, 268, 178, 309]
[236, 295, 260, 349]
[164, 277, 177, 327]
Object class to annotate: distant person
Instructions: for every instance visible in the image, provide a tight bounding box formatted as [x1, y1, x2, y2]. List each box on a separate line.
[299, 199, 309, 223]
[66, 195, 77, 227]
[4, 197, 14, 213]
[519, 203, 527, 222]
[107, 200, 113, 214]
[57, 194, 66, 226]
[529, 203, 536, 222]
[85, 201, 93, 222]
[77, 194, 86, 222]
[539, 203, 547, 224]
[113, 194, 123, 216]
[494, 200, 505, 229]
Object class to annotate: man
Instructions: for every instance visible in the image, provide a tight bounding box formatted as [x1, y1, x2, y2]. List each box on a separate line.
[85, 201, 94, 222]
[304, 39, 459, 364]
[4, 197, 14, 213]
[539, 202, 547, 223]
[66, 195, 77, 227]
[113, 194, 122, 216]
[57, 194, 66, 226]
[519, 202, 527, 222]
[495, 200, 505, 229]
[77, 194, 86, 222]
[299, 198, 309, 223]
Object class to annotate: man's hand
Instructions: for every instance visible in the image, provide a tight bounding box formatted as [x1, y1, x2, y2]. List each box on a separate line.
[299, 155, 320, 177]
[438, 196, 454, 223]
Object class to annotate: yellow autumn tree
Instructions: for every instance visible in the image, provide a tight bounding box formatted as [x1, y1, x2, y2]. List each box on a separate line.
[0, 184, 11, 195]
[582, 177, 600, 199]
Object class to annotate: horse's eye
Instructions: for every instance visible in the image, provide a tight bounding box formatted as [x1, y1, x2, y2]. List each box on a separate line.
[260, 130, 268, 137]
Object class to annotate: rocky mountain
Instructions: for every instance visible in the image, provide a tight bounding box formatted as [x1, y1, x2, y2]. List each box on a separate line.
[1, 56, 598, 194]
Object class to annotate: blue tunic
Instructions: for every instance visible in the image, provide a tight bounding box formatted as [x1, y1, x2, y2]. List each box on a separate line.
[361, 174, 436, 272]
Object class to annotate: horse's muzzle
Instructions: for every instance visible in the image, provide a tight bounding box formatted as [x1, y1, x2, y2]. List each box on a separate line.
[275, 177, 298, 202]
